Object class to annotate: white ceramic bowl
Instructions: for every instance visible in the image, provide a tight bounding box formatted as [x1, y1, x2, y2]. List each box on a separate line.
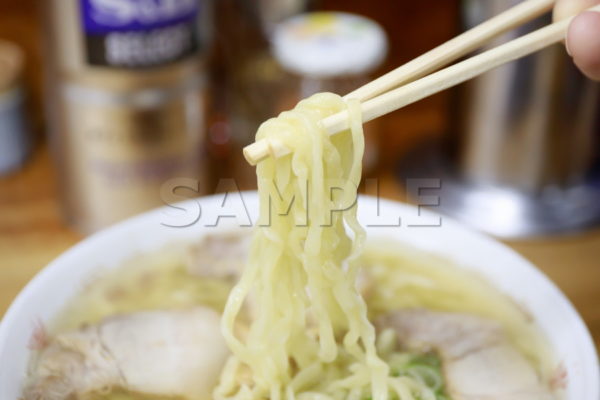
[0, 193, 597, 399]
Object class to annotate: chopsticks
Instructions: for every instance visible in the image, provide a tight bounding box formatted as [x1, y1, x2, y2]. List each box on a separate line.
[243, 0, 597, 166]
[344, 0, 555, 102]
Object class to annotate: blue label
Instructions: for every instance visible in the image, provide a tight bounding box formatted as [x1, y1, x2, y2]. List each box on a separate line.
[79, 0, 202, 69]
[81, 0, 199, 33]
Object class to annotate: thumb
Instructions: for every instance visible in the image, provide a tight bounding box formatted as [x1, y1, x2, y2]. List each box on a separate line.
[554, 0, 600, 81]
[567, 11, 600, 80]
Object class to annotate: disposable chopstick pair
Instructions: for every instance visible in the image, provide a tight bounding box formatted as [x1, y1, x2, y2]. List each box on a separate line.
[243, 0, 597, 166]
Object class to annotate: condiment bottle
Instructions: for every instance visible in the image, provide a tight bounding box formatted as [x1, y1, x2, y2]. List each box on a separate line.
[206, 0, 312, 190]
[43, 0, 210, 233]
[272, 12, 388, 172]
[0, 40, 30, 175]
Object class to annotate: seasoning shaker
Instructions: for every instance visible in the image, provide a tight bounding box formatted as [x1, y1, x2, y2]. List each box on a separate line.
[0, 40, 30, 175]
[272, 12, 388, 172]
[43, 0, 210, 233]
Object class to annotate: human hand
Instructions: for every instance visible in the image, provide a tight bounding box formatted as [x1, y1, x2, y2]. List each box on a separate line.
[554, 0, 600, 80]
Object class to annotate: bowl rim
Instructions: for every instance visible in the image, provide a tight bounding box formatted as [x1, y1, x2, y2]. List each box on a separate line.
[0, 192, 598, 399]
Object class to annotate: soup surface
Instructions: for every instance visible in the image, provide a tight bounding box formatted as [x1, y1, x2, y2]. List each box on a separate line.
[27, 232, 556, 400]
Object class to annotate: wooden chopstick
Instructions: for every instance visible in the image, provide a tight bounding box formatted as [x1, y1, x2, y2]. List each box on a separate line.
[244, 2, 598, 166]
[243, 0, 556, 166]
[320, 4, 600, 136]
[345, 0, 555, 102]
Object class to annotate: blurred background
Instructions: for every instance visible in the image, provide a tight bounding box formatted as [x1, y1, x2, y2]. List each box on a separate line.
[0, 0, 458, 230]
[0, 0, 598, 346]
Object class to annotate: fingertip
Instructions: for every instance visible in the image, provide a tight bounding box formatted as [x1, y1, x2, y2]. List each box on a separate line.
[567, 11, 600, 80]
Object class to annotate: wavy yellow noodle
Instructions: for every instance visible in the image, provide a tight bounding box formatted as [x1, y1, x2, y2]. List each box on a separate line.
[216, 93, 436, 400]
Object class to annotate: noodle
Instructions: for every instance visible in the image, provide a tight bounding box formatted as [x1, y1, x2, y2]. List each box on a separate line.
[215, 93, 437, 400]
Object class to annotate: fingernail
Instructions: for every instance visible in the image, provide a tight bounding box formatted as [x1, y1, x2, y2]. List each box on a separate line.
[565, 26, 573, 56]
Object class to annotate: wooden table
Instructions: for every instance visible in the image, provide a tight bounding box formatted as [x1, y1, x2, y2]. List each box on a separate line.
[0, 149, 81, 313]
[1, 146, 599, 352]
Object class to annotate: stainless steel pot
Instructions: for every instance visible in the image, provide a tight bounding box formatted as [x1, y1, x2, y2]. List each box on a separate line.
[400, 0, 600, 238]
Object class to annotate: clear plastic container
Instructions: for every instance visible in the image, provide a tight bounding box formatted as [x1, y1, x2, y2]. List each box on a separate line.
[211, 9, 387, 186]
[273, 12, 388, 173]
[272, 12, 388, 172]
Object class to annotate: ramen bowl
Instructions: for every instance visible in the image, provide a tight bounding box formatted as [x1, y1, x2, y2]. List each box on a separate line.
[0, 193, 597, 399]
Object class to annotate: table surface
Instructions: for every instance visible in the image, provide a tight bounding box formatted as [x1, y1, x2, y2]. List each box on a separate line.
[1, 147, 599, 352]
